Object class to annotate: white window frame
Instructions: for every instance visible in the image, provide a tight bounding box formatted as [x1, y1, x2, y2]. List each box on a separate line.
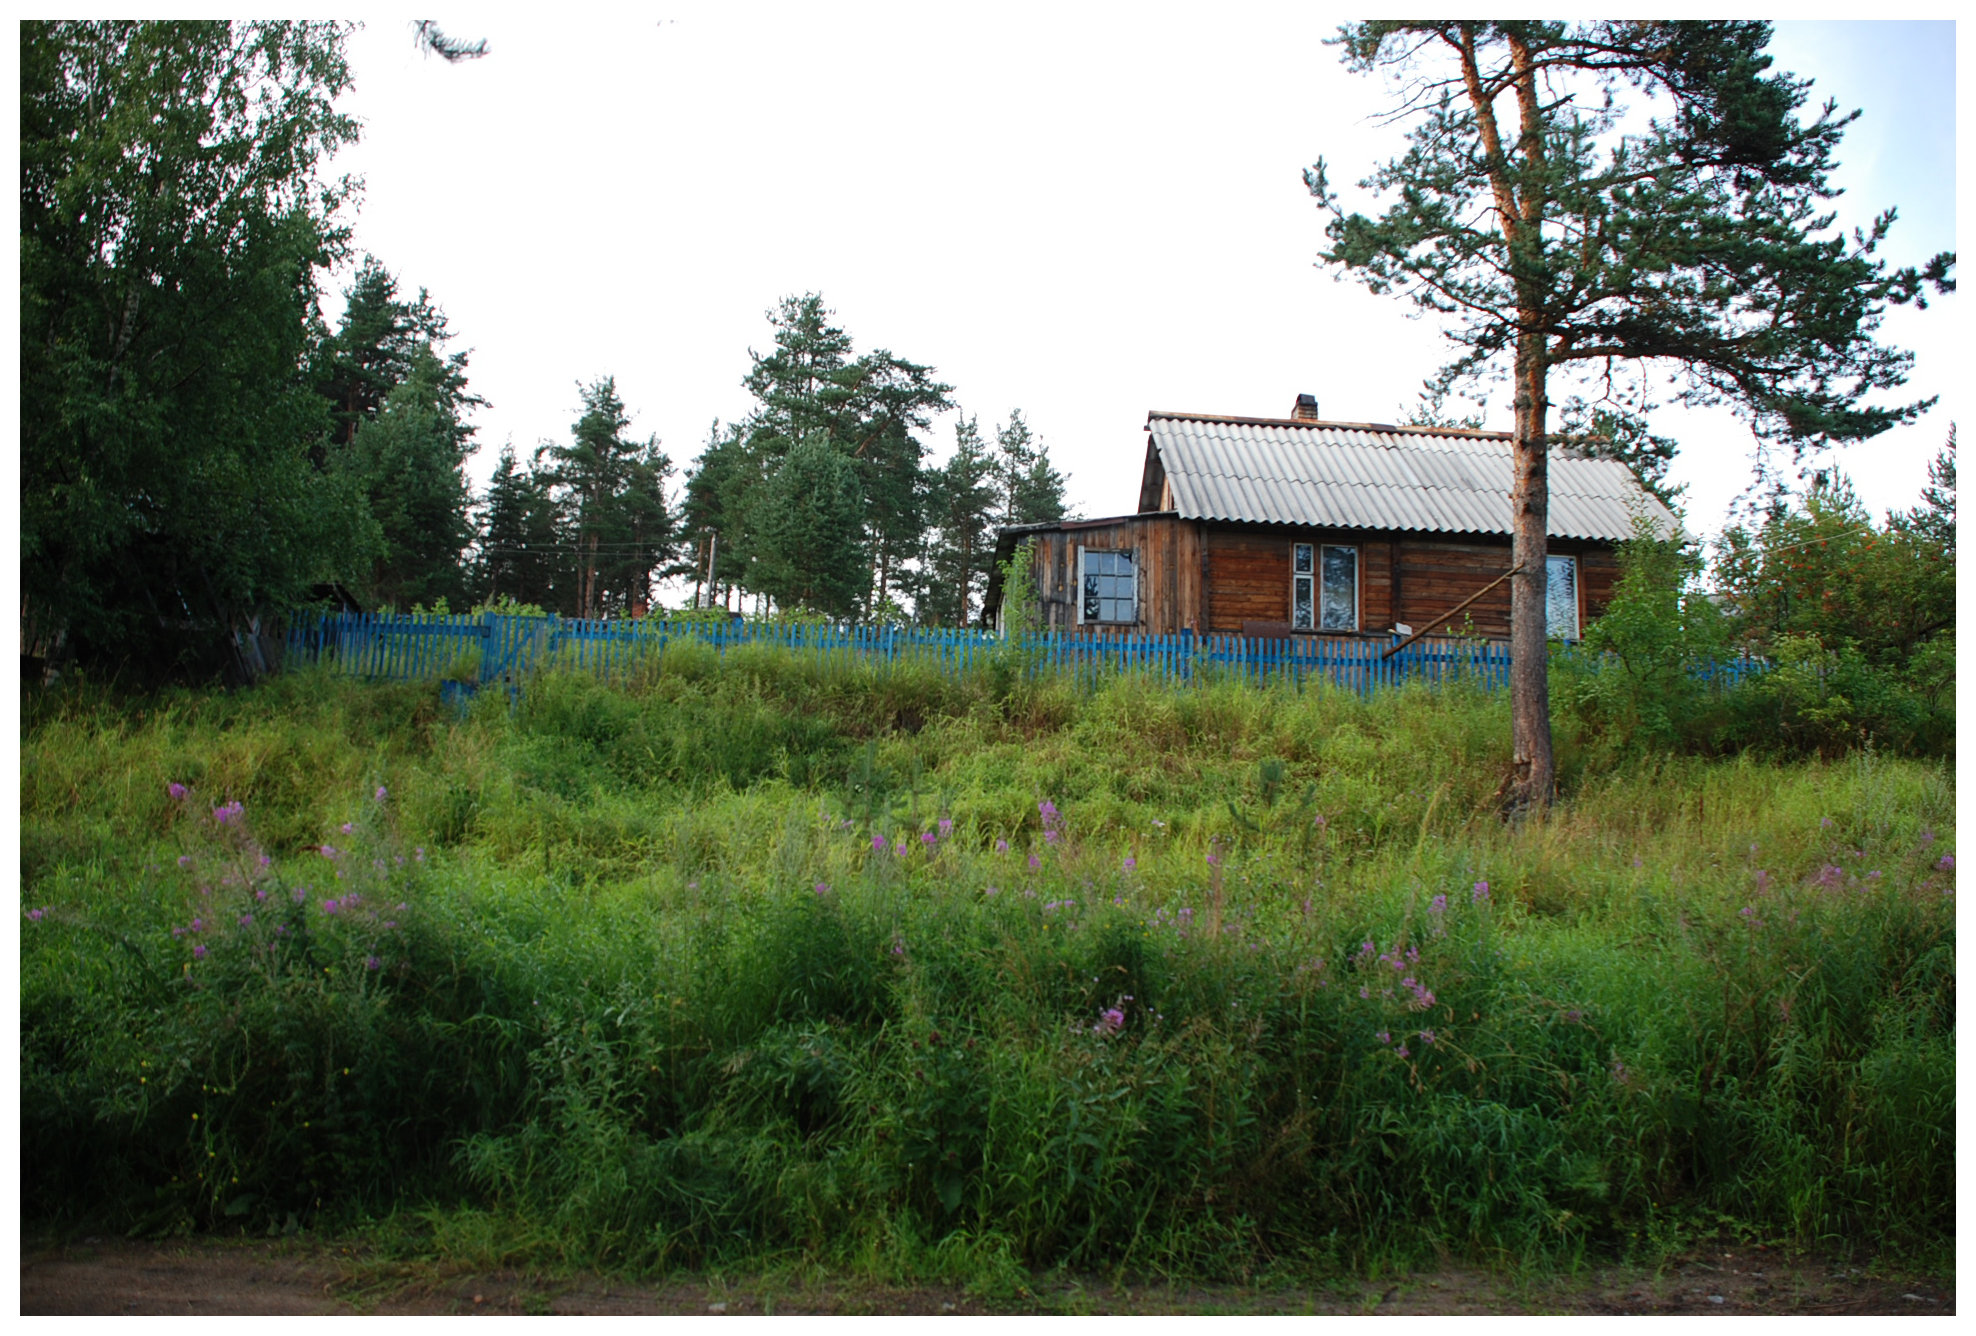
[1546, 554, 1580, 640]
[1075, 546, 1137, 625]
[1291, 542, 1316, 629]
[1319, 543, 1359, 631]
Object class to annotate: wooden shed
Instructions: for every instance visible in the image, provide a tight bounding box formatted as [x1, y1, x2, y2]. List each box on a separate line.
[982, 399, 1677, 643]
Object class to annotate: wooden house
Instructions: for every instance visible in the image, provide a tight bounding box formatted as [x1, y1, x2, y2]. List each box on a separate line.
[982, 397, 1677, 643]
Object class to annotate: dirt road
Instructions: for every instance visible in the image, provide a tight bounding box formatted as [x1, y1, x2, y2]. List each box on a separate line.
[19, 1235, 1954, 1316]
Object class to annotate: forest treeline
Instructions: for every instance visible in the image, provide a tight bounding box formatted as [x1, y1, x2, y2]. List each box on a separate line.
[19, 20, 1067, 681]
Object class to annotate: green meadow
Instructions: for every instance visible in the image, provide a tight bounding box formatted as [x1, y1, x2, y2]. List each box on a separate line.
[20, 643, 1955, 1282]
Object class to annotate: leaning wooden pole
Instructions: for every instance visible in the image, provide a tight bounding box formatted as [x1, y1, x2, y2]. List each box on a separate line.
[1382, 564, 1524, 660]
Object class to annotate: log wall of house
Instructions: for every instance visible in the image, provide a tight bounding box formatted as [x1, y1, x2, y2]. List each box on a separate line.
[1393, 537, 1616, 639]
[1201, 526, 1399, 634]
[1019, 519, 1619, 640]
[1394, 537, 1517, 639]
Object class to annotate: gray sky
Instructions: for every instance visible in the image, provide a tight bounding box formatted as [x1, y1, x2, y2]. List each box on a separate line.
[324, 12, 1957, 574]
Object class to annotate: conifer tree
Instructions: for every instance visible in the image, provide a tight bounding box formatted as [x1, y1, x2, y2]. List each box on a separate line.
[1310, 20, 1954, 810]
[752, 435, 869, 618]
[995, 409, 1069, 527]
[478, 443, 560, 610]
[922, 413, 1000, 626]
[336, 349, 476, 608]
[540, 378, 675, 618]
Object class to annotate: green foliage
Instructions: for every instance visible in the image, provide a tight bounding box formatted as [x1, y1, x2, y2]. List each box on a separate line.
[478, 445, 563, 612]
[1313, 21, 1954, 452]
[919, 413, 999, 627]
[336, 350, 478, 609]
[1554, 521, 1732, 756]
[675, 295, 952, 620]
[1716, 449, 1955, 678]
[539, 377, 676, 619]
[22, 656, 1954, 1273]
[752, 435, 870, 618]
[994, 409, 1070, 528]
[21, 20, 373, 677]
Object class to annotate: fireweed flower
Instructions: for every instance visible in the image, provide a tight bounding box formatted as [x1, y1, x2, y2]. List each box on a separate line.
[168, 782, 189, 801]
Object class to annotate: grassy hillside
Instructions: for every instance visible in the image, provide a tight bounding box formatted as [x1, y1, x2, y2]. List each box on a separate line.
[20, 645, 1956, 1280]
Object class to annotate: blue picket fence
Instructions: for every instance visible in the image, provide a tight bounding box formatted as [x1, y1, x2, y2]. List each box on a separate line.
[282, 611, 1764, 695]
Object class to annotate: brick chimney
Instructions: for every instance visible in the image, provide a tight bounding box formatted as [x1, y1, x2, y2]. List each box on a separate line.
[1292, 393, 1320, 421]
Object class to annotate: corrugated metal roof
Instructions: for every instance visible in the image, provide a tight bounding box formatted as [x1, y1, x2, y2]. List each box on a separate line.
[1147, 412, 1678, 541]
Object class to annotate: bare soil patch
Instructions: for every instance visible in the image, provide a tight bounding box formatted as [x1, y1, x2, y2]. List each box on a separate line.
[19, 1235, 1953, 1316]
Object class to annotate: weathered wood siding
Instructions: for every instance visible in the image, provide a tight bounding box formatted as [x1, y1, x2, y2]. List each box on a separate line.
[1021, 518, 1618, 640]
[1020, 514, 1200, 635]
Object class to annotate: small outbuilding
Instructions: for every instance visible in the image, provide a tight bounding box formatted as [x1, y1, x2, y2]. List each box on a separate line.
[982, 396, 1677, 643]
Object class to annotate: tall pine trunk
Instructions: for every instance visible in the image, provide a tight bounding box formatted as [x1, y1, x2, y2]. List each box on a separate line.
[1507, 335, 1553, 811]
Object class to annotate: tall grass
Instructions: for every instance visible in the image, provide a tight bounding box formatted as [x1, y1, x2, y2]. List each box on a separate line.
[19, 649, 1955, 1276]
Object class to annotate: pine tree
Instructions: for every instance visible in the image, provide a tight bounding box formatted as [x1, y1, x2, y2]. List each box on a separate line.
[921, 413, 999, 626]
[995, 409, 1069, 527]
[337, 348, 475, 607]
[752, 435, 869, 618]
[1311, 20, 1954, 809]
[478, 443, 561, 610]
[708, 294, 950, 617]
[675, 420, 750, 610]
[539, 377, 676, 619]
[318, 255, 480, 452]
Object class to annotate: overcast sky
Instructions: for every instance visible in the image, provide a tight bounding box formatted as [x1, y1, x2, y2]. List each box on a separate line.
[323, 12, 1958, 568]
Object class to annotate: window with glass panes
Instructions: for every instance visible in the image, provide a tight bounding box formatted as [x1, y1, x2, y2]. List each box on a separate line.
[1546, 554, 1579, 639]
[1292, 542, 1357, 630]
[1079, 548, 1135, 623]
